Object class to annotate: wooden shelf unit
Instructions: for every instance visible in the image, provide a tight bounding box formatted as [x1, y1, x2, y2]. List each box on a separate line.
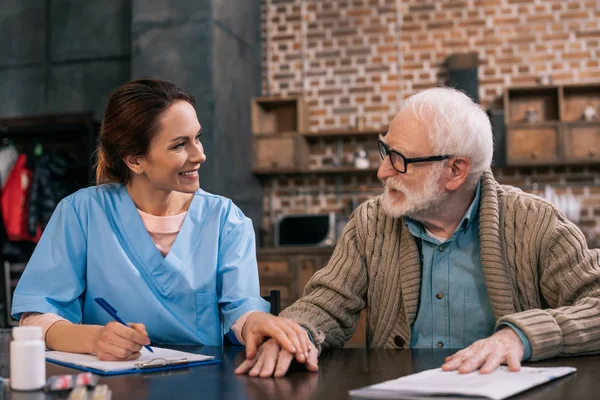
[250, 94, 386, 175]
[251, 96, 311, 174]
[252, 126, 382, 177]
[504, 83, 600, 166]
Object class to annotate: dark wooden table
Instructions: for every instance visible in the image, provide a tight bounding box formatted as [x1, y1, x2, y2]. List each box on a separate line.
[2, 346, 599, 399]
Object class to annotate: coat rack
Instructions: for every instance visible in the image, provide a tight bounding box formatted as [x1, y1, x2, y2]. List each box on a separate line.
[0, 112, 99, 327]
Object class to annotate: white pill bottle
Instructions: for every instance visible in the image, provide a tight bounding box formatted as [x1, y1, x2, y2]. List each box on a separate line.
[10, 326, 46, 391]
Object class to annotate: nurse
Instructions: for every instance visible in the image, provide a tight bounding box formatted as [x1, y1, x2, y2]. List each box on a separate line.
[11, 79, 310, 362]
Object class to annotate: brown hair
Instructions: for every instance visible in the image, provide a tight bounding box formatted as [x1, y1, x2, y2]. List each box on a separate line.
[95, 79, 196, 185]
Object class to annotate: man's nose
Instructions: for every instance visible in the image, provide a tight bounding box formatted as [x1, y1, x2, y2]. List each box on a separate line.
[377, 156, 397, 181]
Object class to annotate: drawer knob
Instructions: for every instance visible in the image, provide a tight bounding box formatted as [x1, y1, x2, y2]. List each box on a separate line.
[589, 150, 597, 158]
[530, 151, 538, 160]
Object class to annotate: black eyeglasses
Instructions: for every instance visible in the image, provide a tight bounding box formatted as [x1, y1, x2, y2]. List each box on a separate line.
[377, 138, 453, 173]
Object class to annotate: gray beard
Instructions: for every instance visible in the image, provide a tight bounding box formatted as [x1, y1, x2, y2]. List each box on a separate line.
[403, 190, 452, 222]
[381, 164, 448, 220]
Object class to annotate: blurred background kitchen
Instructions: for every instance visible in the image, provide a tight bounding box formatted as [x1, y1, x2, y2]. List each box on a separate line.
[0, 0, 598, 346]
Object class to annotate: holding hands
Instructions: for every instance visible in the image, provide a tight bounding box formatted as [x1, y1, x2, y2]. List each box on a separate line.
[236, 313, 319, 377]
[235, 337, 318, 377]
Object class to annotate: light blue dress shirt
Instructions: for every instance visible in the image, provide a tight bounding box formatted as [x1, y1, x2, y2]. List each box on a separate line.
[407, 183, 531, 359]
[12, 184, 269, 346]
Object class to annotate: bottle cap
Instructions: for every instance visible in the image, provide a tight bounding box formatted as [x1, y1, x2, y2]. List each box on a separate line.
[12, 326, 43, 341]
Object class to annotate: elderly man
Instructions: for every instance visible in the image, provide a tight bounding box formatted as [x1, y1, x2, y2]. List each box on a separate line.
[236, 87, 600, 378]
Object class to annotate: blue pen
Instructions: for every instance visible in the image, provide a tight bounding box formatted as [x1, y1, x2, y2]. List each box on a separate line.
[94, 297, 153, 353]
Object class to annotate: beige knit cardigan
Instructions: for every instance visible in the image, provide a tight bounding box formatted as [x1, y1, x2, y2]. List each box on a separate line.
[280, 171, 600, 361]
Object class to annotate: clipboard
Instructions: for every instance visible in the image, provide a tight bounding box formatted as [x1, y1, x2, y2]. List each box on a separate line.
[46, 347, 221, 376]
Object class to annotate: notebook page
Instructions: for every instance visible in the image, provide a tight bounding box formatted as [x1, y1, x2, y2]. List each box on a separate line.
[350, 366, 576, 400]
[46, 346, 214, 372]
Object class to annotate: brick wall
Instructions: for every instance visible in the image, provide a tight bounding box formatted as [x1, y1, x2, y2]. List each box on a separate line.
[262, 0, 400, 130]
[259, 0, 600, 248]
[399, 0, 600, 108]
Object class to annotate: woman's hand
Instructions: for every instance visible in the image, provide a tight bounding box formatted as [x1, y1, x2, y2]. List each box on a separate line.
[242, 312, 312, 364]
[93, 321, 151, 361]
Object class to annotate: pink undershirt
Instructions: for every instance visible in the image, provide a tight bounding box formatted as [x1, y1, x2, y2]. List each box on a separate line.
[21, 209, 254, 347]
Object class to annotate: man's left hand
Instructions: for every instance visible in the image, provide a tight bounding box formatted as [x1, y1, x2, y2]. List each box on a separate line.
[441, 328, 525, 374]
[235, 337, 319, 378]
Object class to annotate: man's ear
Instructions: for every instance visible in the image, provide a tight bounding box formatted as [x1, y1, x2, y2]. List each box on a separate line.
[123, 155, 144, 175]
[445, 157, 471, 191]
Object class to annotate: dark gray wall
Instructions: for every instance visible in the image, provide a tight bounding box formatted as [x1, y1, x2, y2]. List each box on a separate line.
[132, 0, 263, 235]
[0, 0, 262, 233]
[0, 0, 131, 119]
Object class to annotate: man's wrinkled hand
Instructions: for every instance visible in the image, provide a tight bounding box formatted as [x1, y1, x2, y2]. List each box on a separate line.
[242, 312, 312, 364]
[235, 338, 319, 378]
[441, 328, 525, 374]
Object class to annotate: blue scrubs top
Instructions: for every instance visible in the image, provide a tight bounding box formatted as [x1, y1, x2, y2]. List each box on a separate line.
[11, 184, 269, 345]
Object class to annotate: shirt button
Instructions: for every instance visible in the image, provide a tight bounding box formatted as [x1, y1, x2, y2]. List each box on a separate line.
[436, 292, 444, 300]
[439, 245, 444, 252]
[437, 341, 444, 348]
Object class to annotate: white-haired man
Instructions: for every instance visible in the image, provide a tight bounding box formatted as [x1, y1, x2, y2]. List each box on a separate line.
[236, 87, 600, 378]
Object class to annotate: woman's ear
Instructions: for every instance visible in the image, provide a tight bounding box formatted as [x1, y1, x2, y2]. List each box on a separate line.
[445, 157, 471, 191]
[123, 155, 144, 175]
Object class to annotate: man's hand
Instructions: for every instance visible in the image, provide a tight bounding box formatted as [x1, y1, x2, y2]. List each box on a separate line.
[242, 312, 312, 364]
[442, 328, 525, 374]
[235, 338, 319, 378]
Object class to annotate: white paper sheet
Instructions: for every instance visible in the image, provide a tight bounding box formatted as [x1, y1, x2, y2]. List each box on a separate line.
[46, 346, 215, 373]
[349, 366, 576, 400]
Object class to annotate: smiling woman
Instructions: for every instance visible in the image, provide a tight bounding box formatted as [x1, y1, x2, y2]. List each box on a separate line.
[8, 79, 312, 363]
[96, 80, 205, 196]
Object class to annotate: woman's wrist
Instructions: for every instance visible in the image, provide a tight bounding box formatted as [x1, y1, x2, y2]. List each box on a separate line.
[46, 322, 103, 354]
[85, 325, 103, 354]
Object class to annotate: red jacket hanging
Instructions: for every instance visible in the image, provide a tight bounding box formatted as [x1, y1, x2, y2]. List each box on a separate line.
[1, 154, 42, 242]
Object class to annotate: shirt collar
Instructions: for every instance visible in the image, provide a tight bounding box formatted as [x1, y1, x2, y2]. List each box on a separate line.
[461, 180, 481, 231]
[405, 180, 481, 239]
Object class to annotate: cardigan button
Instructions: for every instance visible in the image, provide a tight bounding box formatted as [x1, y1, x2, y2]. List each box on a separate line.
[394, 336, 405, 347]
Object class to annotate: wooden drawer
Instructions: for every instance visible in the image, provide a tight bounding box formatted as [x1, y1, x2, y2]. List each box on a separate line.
[257, 258, 291, 277]
[565, 123, 600, 162]
[506, 125, 559, 165]
[252, 133, 310, 172]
